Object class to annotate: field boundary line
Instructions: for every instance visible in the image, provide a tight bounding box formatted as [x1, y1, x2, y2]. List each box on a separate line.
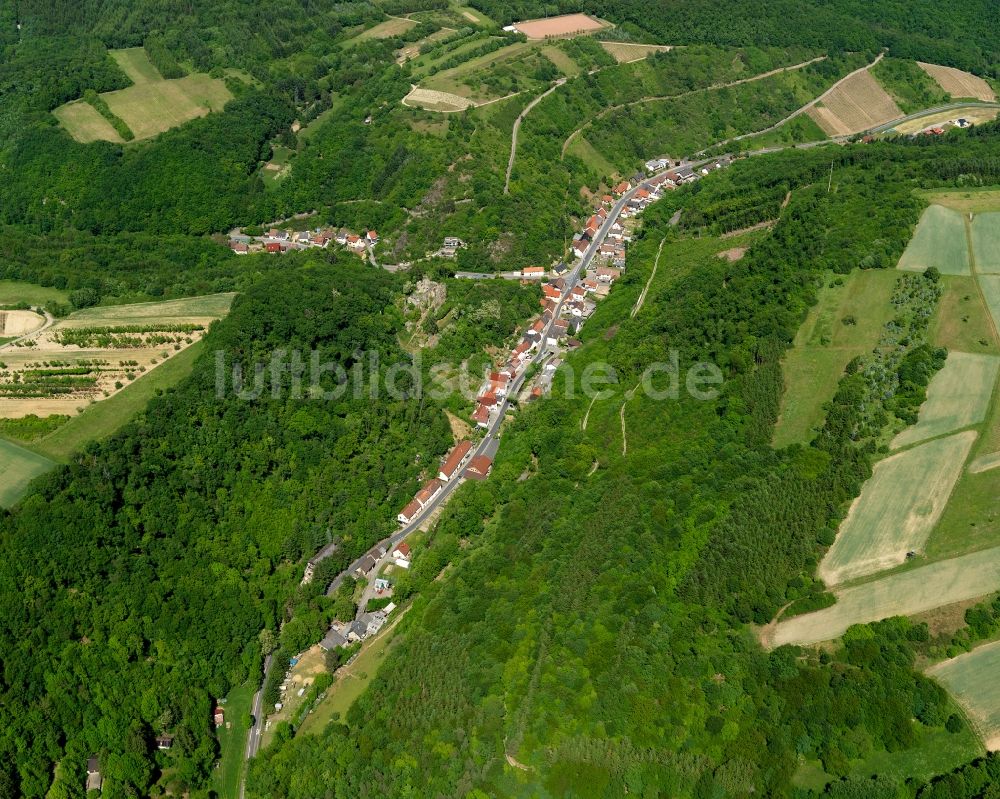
[968, 213, 1000, 347]
[631, 236, 665, 318]
[505, 78, 566, 194]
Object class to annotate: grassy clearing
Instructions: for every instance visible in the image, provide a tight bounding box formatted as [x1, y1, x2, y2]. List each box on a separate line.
[0, 439, 56, 507]
[924, 462, 1000, 561]
[972, 212, 1000, 274]
[25, 339, 205, 462]
[211, 680, 254, 799]
[929, 274, 998, 353]
[110, 47, 163, 84]
[103, 73, 232, 140]
[819, 431, 977, 586]
[350, 17, 417, 42]
[0, 281, 70, 306]
[773, 269, 898, 447]
[540, 45, 581, 76]
[72, 293, 235, 322]
[771, 544, 1000, 647]
[52, 101, 125, 144]
[898, 205, 971, 275]
[566, 134, 619, 180]
[920, 188, 1000, 214]
[455, 6, 490, 25]
[928, 640, 1000, 750]
[891, 353, 1000, 448]
[297, 621, 404, 735]
[262, 143, 294, 189]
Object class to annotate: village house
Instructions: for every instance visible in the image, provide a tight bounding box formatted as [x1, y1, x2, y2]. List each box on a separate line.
[478, 391, 498, 408]
[347, 234, 365, 251]
[266, 242, 282, 254]
[214, 707, 225, 727]
[354, 553, 377, 578]
[552, 262, 569, 276]
[156, 735, 174, 750]
[320, 628, 347, 651]
[597, 266, 622, 283]
[366, 230, 379, 245]
[487, 371, 510, 396]
[268, 228, 289, 241]
[441, 236, 465, 257]
[438, 440, 473, 481]
[522, 265, 545, 278]
[415, 478, 443, 507]
[347, 619, 367, 642]
[392, 542, 411, 560]
[463, 454, 494, 480]
[613, 180, 631, 196]
[542, 283, 561, 301]
[374, 577, 391, 592]
[335, 229, 349, 245]
[547, 319, 568, 346]
[398, 498, 422, 524]
[472, 403, 491, 428]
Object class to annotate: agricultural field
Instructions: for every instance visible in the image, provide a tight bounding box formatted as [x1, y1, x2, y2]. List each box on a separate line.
[598, 41, 672, 64]
[54, 48, 232, 142]
[403, 86, 476, 111]
[891, 353, 1000, 448]
[539, 45, 581, 76]
[211, 680, 254, 799]
[927, 641, 1000, 750]
[0, 439, 55, 508]
[110, 46, 164, 83]
[897, 204, 971, 275]
[421, 41, 553, 101]
[510, 13, 608, 39]
[769, 544, 1000, 647]
[0, 310, 46, 340]
[773, 269, 898, 447]
[52, 101, 124, 144]
[929, 275, 998, 353]
[0, 281, 69, 306]
[0, 294, 233, 420]
[921, 188, 1000, 214]
[972, 213, 1000, 273]
[808, 70, 902, 136]
[818, 431, 977, 586]
[969, 452, 1000, 474]
[979, 275, 1000, 333]
[918, 62, 997, 101]
[396, 28, 453, 63]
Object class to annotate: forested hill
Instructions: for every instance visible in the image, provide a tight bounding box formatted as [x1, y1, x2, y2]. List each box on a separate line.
[250, 128, 1000, 798]
[471, 0, 1000, 74]
[0, 257, 451, 797]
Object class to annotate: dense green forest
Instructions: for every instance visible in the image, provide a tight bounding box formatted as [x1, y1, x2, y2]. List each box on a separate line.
[0, 256, 453, 797]
[248, 130, 1000, 798]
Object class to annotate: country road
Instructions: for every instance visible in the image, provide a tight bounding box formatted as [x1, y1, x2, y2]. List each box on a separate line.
[504, 78, 566, 194]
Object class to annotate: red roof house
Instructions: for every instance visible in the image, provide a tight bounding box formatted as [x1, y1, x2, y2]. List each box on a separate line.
[463, 455, 494, 480]
[438, 440, 473, 481]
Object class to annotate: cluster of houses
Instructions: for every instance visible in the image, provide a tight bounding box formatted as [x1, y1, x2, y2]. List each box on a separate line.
[397, 439, 494, 524]
[228, 227, 378, 256]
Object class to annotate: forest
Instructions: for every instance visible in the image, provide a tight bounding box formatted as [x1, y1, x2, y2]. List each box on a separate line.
[248, 129, 1000, 799]
[0, 255, 453, 797]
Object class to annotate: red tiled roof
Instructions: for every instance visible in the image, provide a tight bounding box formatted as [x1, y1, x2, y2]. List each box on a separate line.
[479, 392, 497, 407]
[416, 478, 442, 505]
[472, 404, 490, 423]
[440, 440, 472, 479]
[394, 541, 411, 557]
[464, 454, 493, 479]
[399, 498, 422, 520]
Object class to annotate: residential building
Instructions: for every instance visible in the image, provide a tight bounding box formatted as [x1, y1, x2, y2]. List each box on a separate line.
[415, 478, 443, 507]
[392, 542, 411, 560]
[320, 628, 347, 650]
[398, 498, 422, 524]
[439, 440, 473, 481]
[463, 454, 494, 480]
[86, 757, 102, 794]
[472, 403, 490, 428]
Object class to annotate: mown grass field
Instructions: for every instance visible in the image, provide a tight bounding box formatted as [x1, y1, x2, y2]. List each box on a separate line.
[979, 275, 1000, 334]
[818, 431, 977, 586]
[0, 439, 56, 507]
[929, 275, 998, 353]
[897, 204, 971, 275]
[103, 73, 232, 140]
[773, 269, 898, 447]
[110, 47, 163, 83]
[972, 212, 1000, 274]
[921, 188, 1000, 214]
[771, 544, 1000, 647]
[891, 353, 1000, 448]
[928, 641, 1000, 750]
[52, 101, 124, 144]
[211, 680, 254, 799]
[350, 17, 417, 43]
[0, 280, 70, 306]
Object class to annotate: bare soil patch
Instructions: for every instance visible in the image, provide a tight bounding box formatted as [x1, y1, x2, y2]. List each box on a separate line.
[716, 247, 747, 262]
[808, 70, 902, 136]
[0, 311, 45, 337]
[512, 13, 606, 39]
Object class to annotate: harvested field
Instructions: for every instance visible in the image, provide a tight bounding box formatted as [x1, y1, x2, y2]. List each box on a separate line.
[403, 86, 475, 111]
[818, 431, 977, 586]
[0, 311, 45, 337]
[511, 13, 607, 39]
[807, 70, 902, 136]
[928, 641, 1000, 750]
[0, 439, 56, 508]
[979, 276, 1000, 333]
[52, 101, 124, 144]
[109, 47, 162, 84]
[599, 41, 672, 63]
[891, 353, 1000, 448]
[0, 294, 233, 419]
[770, 545, 1000, 647]
[897, 205, 971, 275]
[921, 189, 1000, 214]
[969, 452, 1000, 474]
[103, 73, 232, 140]
[972, 213, 1000, 274]
[918, 62, 996, 102]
